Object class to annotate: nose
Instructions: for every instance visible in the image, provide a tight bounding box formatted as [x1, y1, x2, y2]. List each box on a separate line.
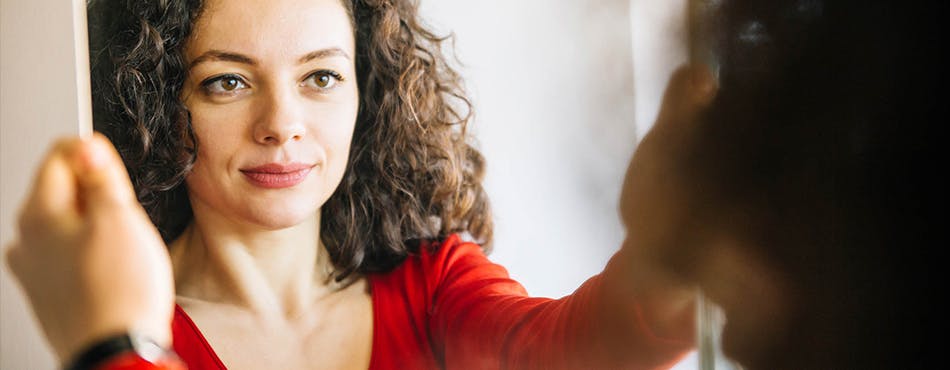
[253, 86, 306, 145]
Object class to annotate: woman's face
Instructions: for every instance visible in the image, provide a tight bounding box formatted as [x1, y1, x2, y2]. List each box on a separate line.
[181, 0, 358, 229]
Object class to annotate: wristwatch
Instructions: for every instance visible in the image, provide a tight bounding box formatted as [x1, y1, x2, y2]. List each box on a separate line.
[65, 332, 185, 370]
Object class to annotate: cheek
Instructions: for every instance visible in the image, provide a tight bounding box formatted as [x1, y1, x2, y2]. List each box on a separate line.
[184, 143, 227, 203]
[188, 101, 250, 163]
[184, 107, 249, 190]
[187, 131, 229, 189]
[317, 100, 359, 172]
[327, 125, 354, 169]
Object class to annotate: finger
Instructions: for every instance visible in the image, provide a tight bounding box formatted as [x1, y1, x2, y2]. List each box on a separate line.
[70, 133, 139, 216]
[3, 242, 26, 281]
[20, 139, 83, 233]
[654, 64, 718, 131]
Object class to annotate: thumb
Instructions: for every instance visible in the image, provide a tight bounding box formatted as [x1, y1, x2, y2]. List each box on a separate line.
[654, 64, 718, 132]
[71, 133, 139, 216]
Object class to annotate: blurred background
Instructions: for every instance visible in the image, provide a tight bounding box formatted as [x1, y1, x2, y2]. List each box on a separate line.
[1, 0, 691, 368]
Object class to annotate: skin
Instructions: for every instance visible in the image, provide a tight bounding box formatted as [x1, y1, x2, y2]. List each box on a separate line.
[170, 0, 371, 368]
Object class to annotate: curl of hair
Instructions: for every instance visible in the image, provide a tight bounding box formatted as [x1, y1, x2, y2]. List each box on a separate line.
[87, 0, 493, 281]
[87, 0, 202, 242]
[326, 0, 492, 280]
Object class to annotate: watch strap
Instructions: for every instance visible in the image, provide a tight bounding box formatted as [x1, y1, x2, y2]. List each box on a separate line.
[65, 333, 185, 370]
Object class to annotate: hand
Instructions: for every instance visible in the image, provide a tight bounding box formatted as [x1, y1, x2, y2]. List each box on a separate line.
[4, 134, 175, 363]
[614, 64, 718, 337]
[620, 64, 718, 272]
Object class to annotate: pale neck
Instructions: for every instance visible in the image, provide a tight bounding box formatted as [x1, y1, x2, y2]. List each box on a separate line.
[170, 206, 337, 321]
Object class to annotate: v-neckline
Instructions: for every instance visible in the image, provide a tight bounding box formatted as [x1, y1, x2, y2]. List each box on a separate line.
[174, 304, 229, 369]
[173, 276, 380, 370]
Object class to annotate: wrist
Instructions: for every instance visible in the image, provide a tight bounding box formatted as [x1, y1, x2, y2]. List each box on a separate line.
[56, 318, 172, 365]
[64, 332, 183, 370]
[609, 242, 698, 340]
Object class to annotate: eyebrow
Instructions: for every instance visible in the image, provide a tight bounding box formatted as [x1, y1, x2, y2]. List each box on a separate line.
[189, 47, 351, 69]
[298, 47, 350, 64]
[189, 50, 256, 68]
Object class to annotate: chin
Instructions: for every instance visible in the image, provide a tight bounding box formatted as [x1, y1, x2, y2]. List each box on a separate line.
[243, 203, 320, 230]
[188, 179, 331, 230]
[251, 215, 312, 230]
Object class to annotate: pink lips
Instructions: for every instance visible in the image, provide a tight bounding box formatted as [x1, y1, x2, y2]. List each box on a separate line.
[240, 163, 314, 189]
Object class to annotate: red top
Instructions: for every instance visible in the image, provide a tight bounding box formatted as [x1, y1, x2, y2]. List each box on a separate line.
[167, 235, 693, 370]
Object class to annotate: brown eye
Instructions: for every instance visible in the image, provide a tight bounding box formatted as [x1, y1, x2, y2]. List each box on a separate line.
[201, 74, 249, 95]
[316, 74, 332, 88]
[303, 70, 342, 90]
[221, 77, 241, 91]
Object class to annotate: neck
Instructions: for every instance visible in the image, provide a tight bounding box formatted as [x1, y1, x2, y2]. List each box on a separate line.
[170, 205, 338, 321]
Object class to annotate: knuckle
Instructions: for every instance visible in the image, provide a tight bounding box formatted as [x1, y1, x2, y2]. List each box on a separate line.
[3, 243, 27, 278]
[17, 205, 42, 234]
[50, 136, 81, 153]
[18, 193, 56, 229]
[41, 137, 83, 170]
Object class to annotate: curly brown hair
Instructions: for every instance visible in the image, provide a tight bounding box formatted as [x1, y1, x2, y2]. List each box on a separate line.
[87, 0, 492, 281]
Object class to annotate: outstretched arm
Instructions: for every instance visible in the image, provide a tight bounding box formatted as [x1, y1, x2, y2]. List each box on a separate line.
[425, 65, 717, 370]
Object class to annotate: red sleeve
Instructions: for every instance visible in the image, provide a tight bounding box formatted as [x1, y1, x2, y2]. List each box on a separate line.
[425, 235, 693, 370]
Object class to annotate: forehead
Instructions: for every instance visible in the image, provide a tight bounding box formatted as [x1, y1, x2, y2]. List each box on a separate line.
[186, 0, 354, 60]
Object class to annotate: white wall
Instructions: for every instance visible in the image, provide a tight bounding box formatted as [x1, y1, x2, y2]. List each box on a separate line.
[1, 0, 86, 368]
[418, 0, 636, 300]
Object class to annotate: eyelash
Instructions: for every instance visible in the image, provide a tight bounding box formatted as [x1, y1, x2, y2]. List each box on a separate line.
[200, 73, 249, 96]
[198, 70, 345, 97]
[302, 70, 344, 91]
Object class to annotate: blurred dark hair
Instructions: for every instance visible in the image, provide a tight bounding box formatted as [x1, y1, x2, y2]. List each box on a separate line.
[87, 0, 492, 281]
[685, 0, 939, 367]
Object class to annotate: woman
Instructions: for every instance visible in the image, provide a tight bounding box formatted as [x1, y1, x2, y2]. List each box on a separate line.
[6, 0, 701, 369]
